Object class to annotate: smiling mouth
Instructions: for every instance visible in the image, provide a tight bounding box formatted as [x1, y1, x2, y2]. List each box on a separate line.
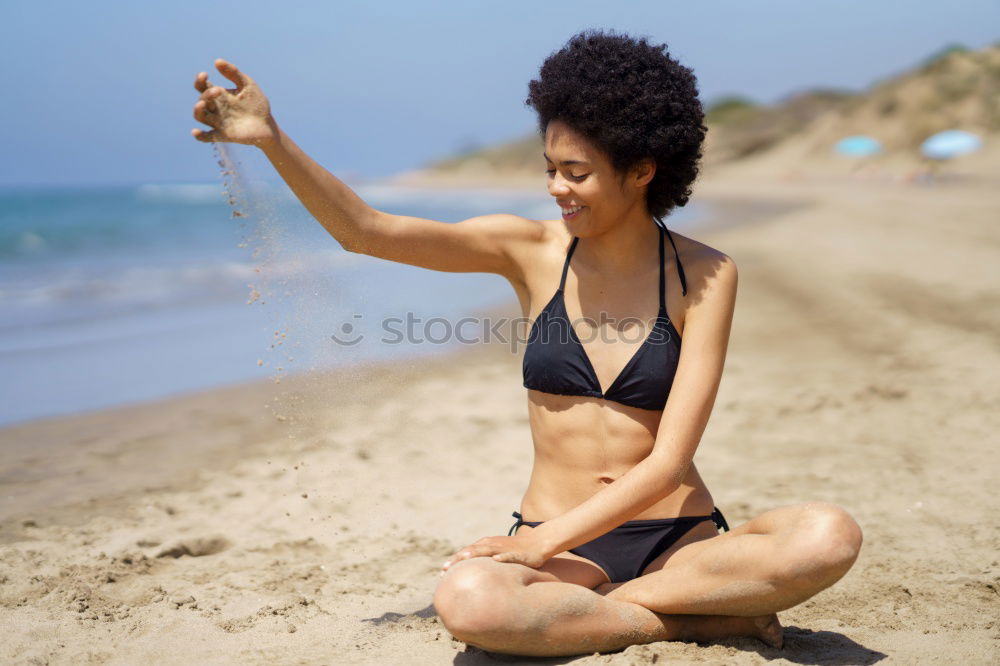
[561, 205, 585, 218]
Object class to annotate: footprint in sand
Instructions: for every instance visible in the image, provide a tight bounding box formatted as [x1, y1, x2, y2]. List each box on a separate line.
[155, 536, 231, 559]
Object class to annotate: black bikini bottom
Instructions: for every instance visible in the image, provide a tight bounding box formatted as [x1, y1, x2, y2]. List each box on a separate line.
[508, 507, 730, 584]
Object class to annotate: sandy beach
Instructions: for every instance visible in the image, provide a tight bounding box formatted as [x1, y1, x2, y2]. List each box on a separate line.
[2, 166, 998, 664]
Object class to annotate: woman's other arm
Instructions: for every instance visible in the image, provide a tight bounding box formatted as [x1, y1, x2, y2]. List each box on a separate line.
[525, 251, 738, 560]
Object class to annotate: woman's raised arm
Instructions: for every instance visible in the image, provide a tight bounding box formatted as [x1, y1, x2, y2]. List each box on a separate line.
[191, 59, 543, 281]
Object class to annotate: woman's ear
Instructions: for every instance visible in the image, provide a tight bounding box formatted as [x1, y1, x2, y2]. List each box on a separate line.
[632, 158, 656, 188]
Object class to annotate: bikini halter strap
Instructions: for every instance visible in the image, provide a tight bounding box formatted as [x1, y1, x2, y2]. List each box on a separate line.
[657, 224, 666, 311]
[558, 237, 579, 291]
[656, 216, 688, 297]
[560, 222, 685, 299]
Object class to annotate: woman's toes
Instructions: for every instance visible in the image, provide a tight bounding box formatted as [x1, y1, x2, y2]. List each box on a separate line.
[753, 613, 783, 649]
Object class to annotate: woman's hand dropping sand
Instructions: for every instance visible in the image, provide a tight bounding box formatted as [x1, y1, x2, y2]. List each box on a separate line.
[192, 59, 277, 147]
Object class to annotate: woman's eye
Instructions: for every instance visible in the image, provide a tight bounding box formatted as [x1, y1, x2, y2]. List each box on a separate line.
[544, 169, 588, 181]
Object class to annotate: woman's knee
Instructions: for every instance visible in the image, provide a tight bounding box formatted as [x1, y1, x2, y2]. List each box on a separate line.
[789, 503, 863, 578]
[433, 558, 528, 639]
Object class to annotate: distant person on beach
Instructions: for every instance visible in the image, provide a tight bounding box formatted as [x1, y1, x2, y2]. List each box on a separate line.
[192, 29, 862, 657]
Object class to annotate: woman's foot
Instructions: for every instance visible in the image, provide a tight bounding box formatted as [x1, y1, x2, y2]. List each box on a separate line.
[752, 613, 784, 648]
[670, 612, 783, 649]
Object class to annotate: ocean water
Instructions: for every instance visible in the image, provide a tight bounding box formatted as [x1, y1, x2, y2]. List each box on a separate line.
[0, 181, 703, 426]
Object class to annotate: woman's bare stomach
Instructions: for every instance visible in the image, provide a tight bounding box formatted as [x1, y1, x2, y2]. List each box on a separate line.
[520, 391, 715, 522]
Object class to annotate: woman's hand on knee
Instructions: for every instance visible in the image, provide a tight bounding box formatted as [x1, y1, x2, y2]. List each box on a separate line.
[442, 534, 549, 574]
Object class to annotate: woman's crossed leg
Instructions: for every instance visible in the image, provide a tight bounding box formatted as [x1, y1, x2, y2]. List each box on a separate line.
[432, 502, 860, 657]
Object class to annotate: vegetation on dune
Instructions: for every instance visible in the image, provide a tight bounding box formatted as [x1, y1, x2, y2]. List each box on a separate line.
[409, 43, 999, 180]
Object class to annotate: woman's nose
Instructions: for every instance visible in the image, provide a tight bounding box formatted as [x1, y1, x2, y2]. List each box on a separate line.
[547, 173, 570, 196]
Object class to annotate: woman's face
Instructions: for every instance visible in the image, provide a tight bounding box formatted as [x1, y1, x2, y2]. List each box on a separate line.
[543, 120, 651, 237]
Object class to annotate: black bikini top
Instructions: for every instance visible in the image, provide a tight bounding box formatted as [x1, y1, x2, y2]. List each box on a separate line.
[522, 222, 686, 411]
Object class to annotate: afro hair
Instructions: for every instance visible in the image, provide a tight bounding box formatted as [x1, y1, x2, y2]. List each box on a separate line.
[526, 30, 707, 220]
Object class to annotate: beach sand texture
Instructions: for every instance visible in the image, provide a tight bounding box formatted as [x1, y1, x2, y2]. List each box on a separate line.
[1, 169, 998, 664]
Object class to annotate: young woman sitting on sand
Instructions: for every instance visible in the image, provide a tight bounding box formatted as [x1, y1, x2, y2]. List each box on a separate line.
[191, 30, 862, 658]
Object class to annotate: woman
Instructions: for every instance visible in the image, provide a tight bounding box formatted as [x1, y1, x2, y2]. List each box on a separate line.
[191, 30, 862, 658]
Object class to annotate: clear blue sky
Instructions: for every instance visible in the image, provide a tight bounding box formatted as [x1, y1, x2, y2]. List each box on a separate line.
[1, 0, 996, 187]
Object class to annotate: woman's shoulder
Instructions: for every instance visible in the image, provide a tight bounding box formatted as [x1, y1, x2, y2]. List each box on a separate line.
[482, 214, 566, 245]
[669, 230, 738, 295]
[670, 229, 735, 267]
[512, 217, 575, 255]
[485, 216, 572, 289]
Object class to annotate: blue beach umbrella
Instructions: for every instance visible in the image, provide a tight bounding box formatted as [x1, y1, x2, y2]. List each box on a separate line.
[920, 130, 983, 160]
[834, 135, 882, 157]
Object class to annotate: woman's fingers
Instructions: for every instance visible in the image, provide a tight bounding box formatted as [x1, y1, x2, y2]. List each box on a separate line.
[191, 127, 220, 143]
[215, 58, 250, 91]
[192, 98, 225, 143]
[195, 59, 253, 100]
[193, 99, 219, 125]
[442, 547, 483, 569]
[201, 87, 223, 112]
[452, 548, 477, 562]
[492, 552, 520, 563]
